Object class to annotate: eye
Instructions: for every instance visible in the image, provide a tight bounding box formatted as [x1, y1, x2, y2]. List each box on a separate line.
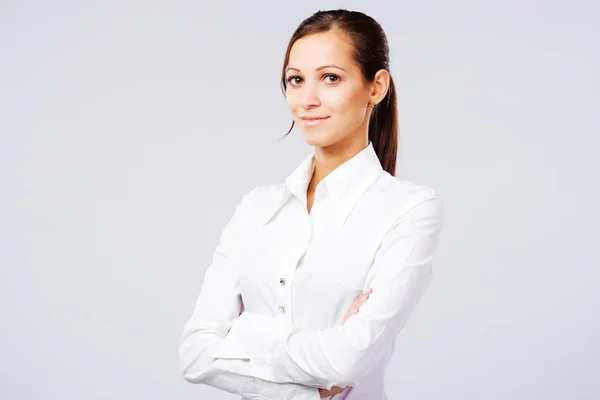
[286, 75, 303, 86]
[323, 73, 340, 84]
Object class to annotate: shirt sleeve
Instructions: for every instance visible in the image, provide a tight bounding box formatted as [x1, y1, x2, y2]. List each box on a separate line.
[178, 188, 321, 400]
[208, 195, 444, 390]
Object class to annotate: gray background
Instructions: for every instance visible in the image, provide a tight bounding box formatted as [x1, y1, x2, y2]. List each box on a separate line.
[1, 1, 599, 399]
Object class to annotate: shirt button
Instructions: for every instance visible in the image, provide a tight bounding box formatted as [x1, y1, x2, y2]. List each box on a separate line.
[279, 278, 286, 286]
[278, 305, 285, 313]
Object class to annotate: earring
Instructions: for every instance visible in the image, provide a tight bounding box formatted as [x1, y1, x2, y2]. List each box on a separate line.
[369, 101, 377, 109]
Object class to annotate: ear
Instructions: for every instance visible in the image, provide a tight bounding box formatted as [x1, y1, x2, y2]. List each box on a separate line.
[369, 69, 390, 105]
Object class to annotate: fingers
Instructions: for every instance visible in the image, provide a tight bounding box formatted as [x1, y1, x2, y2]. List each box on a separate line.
[342, 289, 374, 325]
[320, 386, 346, 398]
[355, 288, 373, 304]
[351, 297, 368, 313]
[349, 288, 373, 314]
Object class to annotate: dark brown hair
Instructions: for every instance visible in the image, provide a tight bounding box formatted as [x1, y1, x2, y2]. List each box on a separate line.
[279, 9, 398, 176]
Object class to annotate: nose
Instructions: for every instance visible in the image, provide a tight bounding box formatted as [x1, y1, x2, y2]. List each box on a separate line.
[298, 82, 321, 109]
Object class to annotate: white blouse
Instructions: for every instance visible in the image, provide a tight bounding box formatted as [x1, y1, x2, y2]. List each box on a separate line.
[179, 142, 445, 399]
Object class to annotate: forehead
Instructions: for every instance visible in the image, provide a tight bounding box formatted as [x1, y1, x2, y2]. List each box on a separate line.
[288, 30, 355, 71]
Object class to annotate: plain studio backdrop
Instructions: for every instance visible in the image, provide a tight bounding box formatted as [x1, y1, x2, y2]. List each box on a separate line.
[1, 1, 598, 399]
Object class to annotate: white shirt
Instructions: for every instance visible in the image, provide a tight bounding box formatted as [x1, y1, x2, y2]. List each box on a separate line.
[179, 142, 444, 399]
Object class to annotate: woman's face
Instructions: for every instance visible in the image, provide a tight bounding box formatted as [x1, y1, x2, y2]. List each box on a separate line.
[284, 30, 373, 149]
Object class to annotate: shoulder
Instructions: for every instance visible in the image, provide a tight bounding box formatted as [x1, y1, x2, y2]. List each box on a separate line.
[373, 172, 444, 222]
[231, 183, 286, 225]
[239, 183, 285, 209]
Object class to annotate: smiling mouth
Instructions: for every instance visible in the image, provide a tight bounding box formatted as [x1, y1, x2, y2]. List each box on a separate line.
[300, 116, 330, 126]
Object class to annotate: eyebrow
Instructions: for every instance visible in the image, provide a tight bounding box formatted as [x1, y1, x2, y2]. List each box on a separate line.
[285, 64, 347, 73]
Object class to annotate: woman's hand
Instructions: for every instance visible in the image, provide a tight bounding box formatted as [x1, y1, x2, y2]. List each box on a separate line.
[319, 385, 348, 398]
[342, 288, 373, 325]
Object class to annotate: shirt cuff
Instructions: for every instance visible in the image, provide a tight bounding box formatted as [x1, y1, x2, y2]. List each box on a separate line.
[253, 381, 321, 400]
[295, 385, 322, 400]
[211, 312, 322, 399]
[209, 311, 291, 381]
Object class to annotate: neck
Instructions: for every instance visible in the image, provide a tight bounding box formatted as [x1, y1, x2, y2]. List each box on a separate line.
[308, 135, 369, 193]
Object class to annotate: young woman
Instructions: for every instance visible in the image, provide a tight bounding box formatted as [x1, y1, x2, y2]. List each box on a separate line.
[179, 9, 444, 400]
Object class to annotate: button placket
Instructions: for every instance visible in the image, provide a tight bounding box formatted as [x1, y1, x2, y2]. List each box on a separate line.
[278, 276, 288, 316]
[278, 266, 293, 318]
[277, 210, 312, 320]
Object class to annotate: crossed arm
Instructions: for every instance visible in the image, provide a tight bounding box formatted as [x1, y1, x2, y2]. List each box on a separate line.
[179, 190, 322, 399]
[179, 189, 444, 397]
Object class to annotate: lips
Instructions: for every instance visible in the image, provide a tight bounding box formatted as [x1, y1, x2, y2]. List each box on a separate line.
[300, 116, 330, 120]
[299, 116, 330, 127]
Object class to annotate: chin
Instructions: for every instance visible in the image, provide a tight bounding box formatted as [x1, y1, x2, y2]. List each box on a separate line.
[300, 129, 341, 148]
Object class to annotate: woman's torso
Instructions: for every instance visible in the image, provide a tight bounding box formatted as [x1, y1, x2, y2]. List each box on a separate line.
[232, 143, 437, 398]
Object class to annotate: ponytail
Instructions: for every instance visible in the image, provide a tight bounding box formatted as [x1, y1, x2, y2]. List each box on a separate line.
[369, 75, 398, 176]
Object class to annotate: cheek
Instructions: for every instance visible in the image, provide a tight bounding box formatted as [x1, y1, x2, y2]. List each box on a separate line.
[285, 94, 295, 111]
[284, 87, 296, 103]
[285, 93, 302, 118]
[326, 91, 367, 129]
[325, 87, 365, 114]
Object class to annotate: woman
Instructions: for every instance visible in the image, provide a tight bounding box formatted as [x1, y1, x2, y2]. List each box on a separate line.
[179, 9, 444, 400]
